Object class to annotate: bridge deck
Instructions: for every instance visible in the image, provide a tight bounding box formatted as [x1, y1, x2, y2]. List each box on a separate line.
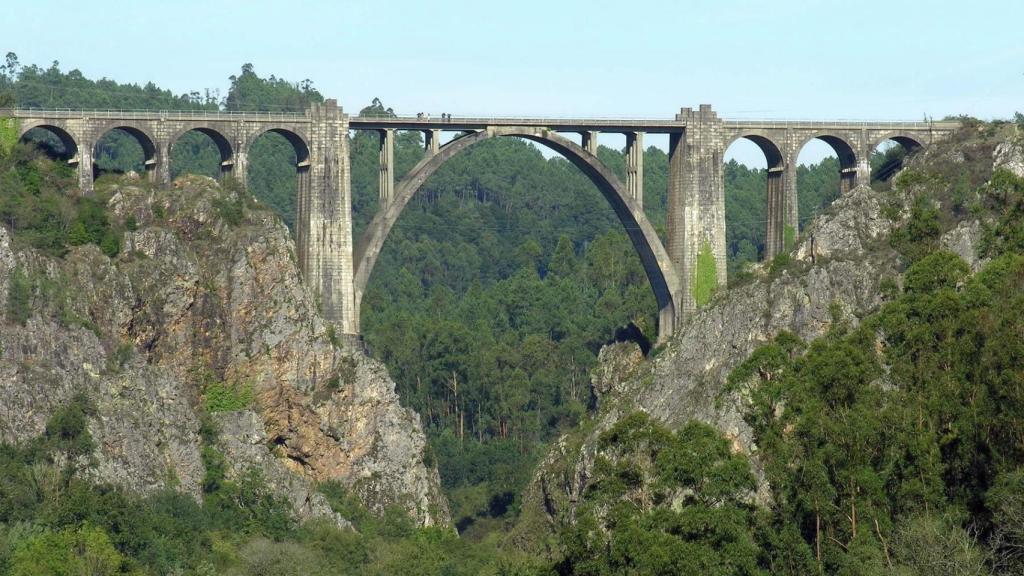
[3, 108, 957, 134]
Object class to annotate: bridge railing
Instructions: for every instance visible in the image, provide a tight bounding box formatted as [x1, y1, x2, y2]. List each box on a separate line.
[3, 108, 959, 132]
[723, 119, 959, 130]
[354, 115, 959, 131]
[6, 108, 309, 122]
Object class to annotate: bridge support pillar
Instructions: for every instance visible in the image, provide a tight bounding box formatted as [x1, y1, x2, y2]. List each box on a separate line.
[232, 150, 248, 188]
[298, 100, 357, 335]
[581, 131, 598, 155]
[668, 105, 727, 318]
[840, 167, 856, 195]
[625, 131, 644, 208]
[424, 129, 440, 155]
[782, 160, 799, 253]
[77, 136, 95, 195]
[765, 167, 785, 258]
[378, 128, 394, 206]
[855, 142, 872, 188]
[219, 158, 234, 181]
[156, 144, 171, 188]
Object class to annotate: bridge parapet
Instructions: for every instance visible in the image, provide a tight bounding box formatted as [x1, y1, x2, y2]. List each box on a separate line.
[5, 108, 310, 123]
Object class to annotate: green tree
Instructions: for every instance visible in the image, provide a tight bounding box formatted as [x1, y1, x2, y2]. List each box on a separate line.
[9, 525, 128, 576]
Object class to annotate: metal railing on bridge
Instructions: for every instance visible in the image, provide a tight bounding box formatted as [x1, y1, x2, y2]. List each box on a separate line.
[4, 108, 959, 132]
[6, 107, 309, 122]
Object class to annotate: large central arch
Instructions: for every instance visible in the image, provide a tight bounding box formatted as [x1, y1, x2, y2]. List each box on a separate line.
[352, 126, 682, 342]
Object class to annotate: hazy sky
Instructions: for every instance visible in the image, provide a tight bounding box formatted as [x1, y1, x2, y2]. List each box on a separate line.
[6, 0, 1022, 164]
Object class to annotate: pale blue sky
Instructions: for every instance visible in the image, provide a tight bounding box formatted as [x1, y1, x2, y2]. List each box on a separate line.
[6, 0, 1022, 164]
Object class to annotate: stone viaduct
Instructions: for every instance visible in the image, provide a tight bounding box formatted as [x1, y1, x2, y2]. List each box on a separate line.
[0, 103, 958, 343]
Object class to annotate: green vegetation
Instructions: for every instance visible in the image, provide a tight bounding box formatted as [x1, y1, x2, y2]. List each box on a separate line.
[0, 141, 125, 257]
[720, 250, 1024, 574]
[203, 381, 255, 414]
[980, 167, 1024, 256]
[783, 224, 796, 252]
[5, 265, 30, 326]
[8, 524, 130, 576]
[0, 118, 17, 155]
[0, 412, 543, 575]
[692, 239, 718, 306]
[7, 56, 983, 573]
[558, 413, 763, 575]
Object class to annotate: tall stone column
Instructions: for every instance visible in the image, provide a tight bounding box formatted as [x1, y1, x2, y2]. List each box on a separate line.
[378, 128, 394, 206]
[765, 167, 785, 257]
[300, 100, 356, 335]
[668, 105, 727, 316]
[855, 135, 872, 188]
[156, 141, 172, 187]
[233, 125, 249, 187]
[77, 134, 95, 195]
[782, 158, 799, 251]
[625, 131, 644, 208]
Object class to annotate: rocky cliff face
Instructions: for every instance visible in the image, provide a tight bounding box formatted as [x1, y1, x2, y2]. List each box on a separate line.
[511, 128, 1004, 551]
[0, 175, 449, 527]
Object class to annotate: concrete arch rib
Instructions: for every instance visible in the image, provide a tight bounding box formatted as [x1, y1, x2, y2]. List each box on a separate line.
[353, 126, 682, 342]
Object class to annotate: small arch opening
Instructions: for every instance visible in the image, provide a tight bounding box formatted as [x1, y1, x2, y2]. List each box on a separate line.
[794, 136, 856, 230]
[723, 135, 786, 275]
[871, 136, 922, 184]
[19, 125, 78, 163]
[170, 128, 233, 181]
[246, 128, 310, 231]
[94, 127, 157, 180]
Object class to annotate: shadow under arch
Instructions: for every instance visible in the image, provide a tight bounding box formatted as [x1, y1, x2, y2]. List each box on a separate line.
[869, 133, 923, 153]
[723, 132, 788, 258]
[353, 126, 681, 343]
[794, 133, 859, 194]
[868, 133, 924, 182]
[93, 124, 160, 180]
[18, 122, 80, 163]
[168, 126, 235, 178]
[245, 126, 314, 234]
[723, 133, 785, 169]
[248, 127, 311, 167]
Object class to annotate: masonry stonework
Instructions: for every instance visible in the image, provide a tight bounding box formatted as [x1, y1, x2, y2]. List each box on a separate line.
[3, 105, 957, 343]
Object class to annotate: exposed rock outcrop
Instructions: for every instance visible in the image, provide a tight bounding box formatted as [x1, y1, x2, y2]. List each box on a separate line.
[514, 147, 997, 549]
[0, 176, 449, 527]
[511, 185, 904, 550]
[512, 124, 1024, 555]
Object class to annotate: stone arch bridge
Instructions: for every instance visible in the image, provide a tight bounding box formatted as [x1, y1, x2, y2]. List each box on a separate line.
[0, 103, 957, 343]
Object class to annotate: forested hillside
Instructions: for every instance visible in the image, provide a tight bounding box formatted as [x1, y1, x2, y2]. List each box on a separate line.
[0, 54, 856, 536]
[14, 56, 1000, 576]
[551, 121, 1024, 575]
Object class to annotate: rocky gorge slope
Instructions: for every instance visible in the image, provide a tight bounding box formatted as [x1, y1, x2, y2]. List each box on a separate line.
[510, 123, 1012, 551]
[0, 175, 449, 527]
